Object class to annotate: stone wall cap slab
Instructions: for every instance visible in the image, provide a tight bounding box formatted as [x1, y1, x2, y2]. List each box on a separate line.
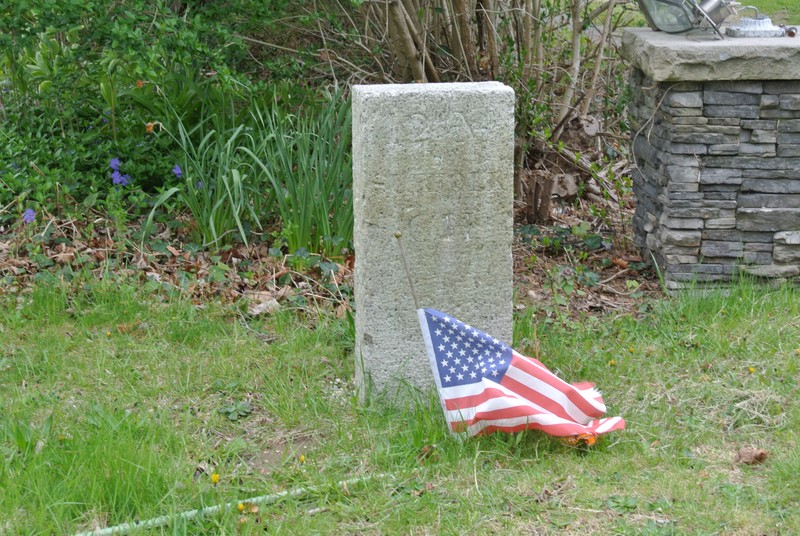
[620, 28, 800, 82]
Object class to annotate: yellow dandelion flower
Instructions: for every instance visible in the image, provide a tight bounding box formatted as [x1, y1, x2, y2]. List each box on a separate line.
[237, 502, 244, 512]
[299, 454, 306, 464]
[748, 366, 756, 374]
[211, 472, 220, 485]
[609, 359, 616, 366]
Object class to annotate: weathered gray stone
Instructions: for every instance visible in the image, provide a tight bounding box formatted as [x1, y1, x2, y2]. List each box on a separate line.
[774, 231, 800, 245]
[743, 251, 772, 265]
[665, 166, 699, 183]
[646, 233, 661, 251]
[705, 81, 764, 94]
[739, 143, 776, 156]
[744, 169, 800, 180]
[704, 91, 760, 105]
[740, 264, 800, 278]
[662, 229, 702, 247]
[744, 242, 774, 252]
[739, 194, 800, 209]
[660, 216, 704, 229]
[707, 118, 743, 127]
[778, 119, 800, 132]
[662, 192, 705, 203]
[718, 209, 736, 219]
[701, 183, 740, 193]
[761, 95, 780, 109]
[353, 82, 514, 400]
[660, 106, 703, 117]
[707, 157, 797, 170]
[672, 132, 734, 145]
[632, 136, 660, 165]
[668, 198, 736, 209]
[701, 257, 743, 265]
[705, 218, 737, 229]
[679, 124, 741, 136]
[707, 144, 740, 155]
[661, 244, 700, 255]
[669, 207, 719, 218]
[667, 263, 734, 274]
[666, 92, 703, 108]
[699, 168, 742, 185]
[741, 179, 800, 193]
[778, 132, 800, 144]
[773, 244, 800, 263]
[781, 95, 800, 110]
[704, 105, 760, 119]
[704, 192, 738, 200]
[760, 109, 800, 119]
[703, 230, 774, 242]
[668, 272, 732, 282]
[621, 28, 800, 82]
[671, 143, 708, 155]
[625, 43, 800, 287]
[663, 116, 710, 125]
[665, 254, 700, 264]
[668, 182, 700, 193]
[736, 208, 800, 232]
[750, 130, 777, 144]
[764, 81, 800, 94]
[778, 145, 800, 158]
[742, 120, 777, 130]
[701, 241, 743, 257]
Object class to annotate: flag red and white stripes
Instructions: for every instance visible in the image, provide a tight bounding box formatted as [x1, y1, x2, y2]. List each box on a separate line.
[418, 308, 625, 438]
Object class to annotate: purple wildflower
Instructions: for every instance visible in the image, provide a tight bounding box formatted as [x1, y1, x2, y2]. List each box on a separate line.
[111, 170, 130, 186]
[172, 164, 183, 178]
[197, 180, 203, 189]
[22, 208, 36, 224]
[109, 158, 121, 171]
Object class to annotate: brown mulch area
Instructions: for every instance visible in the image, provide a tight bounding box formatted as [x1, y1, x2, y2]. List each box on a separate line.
[0, 193, 661, 320]
[512, 196, 662, 320]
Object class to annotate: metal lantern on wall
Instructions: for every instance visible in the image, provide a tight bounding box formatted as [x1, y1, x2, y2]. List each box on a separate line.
[636, 0, 741, 38]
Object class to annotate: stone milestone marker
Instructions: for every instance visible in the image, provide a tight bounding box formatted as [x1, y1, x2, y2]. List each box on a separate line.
[352, 82, 515, 401]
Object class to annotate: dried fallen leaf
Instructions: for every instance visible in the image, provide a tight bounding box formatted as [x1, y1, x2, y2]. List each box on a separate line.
[240, 502, 259, 514]
[734, 447, 768, 465]
[248, 298, 280, 316]
[611, 257, 629, 269]
[560, 433, 598, 447]
[116, 322, 144, 334]
[411, 482, 435, 497]
[416, 444, 439, 464]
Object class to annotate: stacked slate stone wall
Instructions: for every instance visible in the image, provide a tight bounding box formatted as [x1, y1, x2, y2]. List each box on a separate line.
[629, 68, 800, 289]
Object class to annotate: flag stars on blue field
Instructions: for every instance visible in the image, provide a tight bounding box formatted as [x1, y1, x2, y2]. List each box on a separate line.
[426, 311, 512, 387]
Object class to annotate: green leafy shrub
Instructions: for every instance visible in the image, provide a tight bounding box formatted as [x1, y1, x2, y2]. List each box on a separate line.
[0, 0, 250, 219]
[245, 88, 353, 258]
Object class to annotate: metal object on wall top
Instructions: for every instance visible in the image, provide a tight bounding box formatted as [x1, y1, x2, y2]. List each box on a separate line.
[636, 0, 745, 38]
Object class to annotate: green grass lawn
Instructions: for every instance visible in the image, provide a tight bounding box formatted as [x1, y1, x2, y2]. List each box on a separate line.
[2, 279, 799, 534]
[746, 0, 800, 24]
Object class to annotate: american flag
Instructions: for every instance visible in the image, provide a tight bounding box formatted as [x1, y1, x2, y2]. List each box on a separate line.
[418, 308, 625, 438]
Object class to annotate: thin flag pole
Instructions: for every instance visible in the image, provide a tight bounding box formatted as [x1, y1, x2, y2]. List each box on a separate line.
[394, 231, 420, 310]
